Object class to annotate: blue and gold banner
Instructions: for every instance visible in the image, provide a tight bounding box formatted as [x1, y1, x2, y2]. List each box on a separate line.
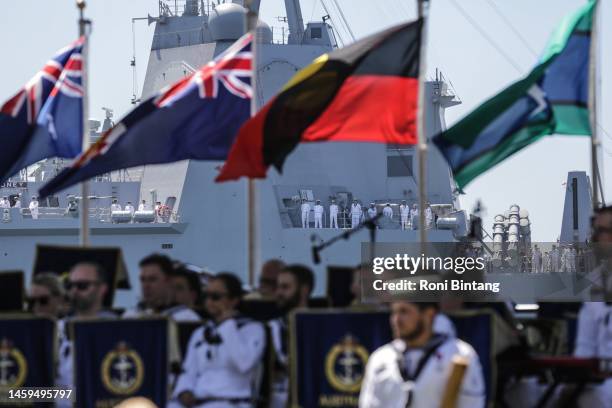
[72, 318, 167, 408]
[291, 311, 391, 408]
[0, 317, 55, 406]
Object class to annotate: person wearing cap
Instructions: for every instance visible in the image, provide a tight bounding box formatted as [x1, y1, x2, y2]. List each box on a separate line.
[0, 196, 9, 208]
[12, 195, 21, 209]
[359, 300, 485, 408]
[300, 199, 310, 228]
[329, 199, 339, 229]
[383, 203, 393, 219]
[400, 200, 409, 230]
[367, 203, 377, 220]
[313, 199, 324, 228]
[29, 196, 39, 219]
[110, 199, 121, 213]
[350, 199, 362, 228]
[174, 273, 265, 408]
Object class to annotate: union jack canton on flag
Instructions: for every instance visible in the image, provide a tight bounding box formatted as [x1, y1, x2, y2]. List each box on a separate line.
[39, 33, 253, 198]
[0, 37, 85, 183]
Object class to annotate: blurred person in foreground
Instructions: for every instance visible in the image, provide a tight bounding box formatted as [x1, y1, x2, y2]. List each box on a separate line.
[57, 263, 116, 406]
[172, 264, 203, 310]
[28, 272, 65, 318]
[123, 254, 199, 321]
[573, 205, 612, 406]
[268, 264, 315, 408]
[244, 259, 285, 300]
[359, 301, 485, 408]
[174, 273, 265, 408]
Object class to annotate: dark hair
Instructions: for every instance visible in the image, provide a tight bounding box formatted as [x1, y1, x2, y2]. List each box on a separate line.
[210, 272, 243, 299]
[593, 205, 612, 223]
[71, 262, 108, 283]
[139, 254, 174, 276]
[281, 264, 315, 294]
[173, 264, 203, 300]
[413, 302, 439, 311]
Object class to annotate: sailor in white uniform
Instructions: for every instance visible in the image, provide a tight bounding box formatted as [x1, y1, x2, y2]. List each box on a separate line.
[410, 204, 419, 230]
[300, 199, 310, 228]
[110, 199, 121, 213]
[550, 245, 560, 271]
[313, 200, 324, 228]
[350, 200, 362, 228]
[0, 196, 9, 208]
[367, 203, 377, 220]
[329, 200, 339, 229]
[174, 274, 265, 408]
[425, 202, 434, 229]
[138, 199, 148, 211]
[400, 200, 409, 230]
[383, 203, 393, 219]
[125, 201, 135, 215]
[29, 196, 39, 219]
[12, 196, 20, 208]
[359, 301, 485, 408]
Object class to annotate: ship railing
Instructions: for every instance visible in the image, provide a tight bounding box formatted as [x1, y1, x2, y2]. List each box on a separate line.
[159, 0, 211, 17]
[295, 210, 437, 230]
[0, 207, 179, 224]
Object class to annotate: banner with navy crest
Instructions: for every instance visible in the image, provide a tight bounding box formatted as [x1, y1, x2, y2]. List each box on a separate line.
[291, 311, 391, 408]
[73, 319, 167, 407]
[0, 317, 55, 404]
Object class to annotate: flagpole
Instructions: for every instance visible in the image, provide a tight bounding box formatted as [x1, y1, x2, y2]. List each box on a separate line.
[245, 0, 259, 287]
[588, 0, 600, 209]
[416, 0, 429, 251]
[77, 0, 91, 246]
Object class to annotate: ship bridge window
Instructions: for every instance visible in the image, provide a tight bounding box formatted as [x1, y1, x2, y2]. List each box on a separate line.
[311, 27, 322, 39]
[387, 156, 413, 177]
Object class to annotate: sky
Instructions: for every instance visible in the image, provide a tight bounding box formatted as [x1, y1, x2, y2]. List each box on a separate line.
[0, 0, 609, 241]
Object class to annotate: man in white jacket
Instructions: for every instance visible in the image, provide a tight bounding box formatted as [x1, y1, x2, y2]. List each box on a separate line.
[359, 301, 485, 408]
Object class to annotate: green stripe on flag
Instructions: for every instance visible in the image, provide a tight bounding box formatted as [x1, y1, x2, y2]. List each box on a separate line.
[552, 105, 590, 135]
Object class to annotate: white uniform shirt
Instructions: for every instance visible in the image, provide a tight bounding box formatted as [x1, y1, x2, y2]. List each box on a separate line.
[138, 203, 148, 211]
[400, 205, 409, 217]
[122, 304, 201, 322]
[300, 203, 310, 214]
[410, 208, 419, 218]
[110, 203, 122, 212]
[0, 199, 9, 208]
[13, 199, 20, 208]
[125, 204, 135, 214]
[173, 317, 265, 401]
[367, 207, 377, 219]
[575, 302, 612, 358]
[329, 204, 338, 216]
[29, 200, 39, 217]
[350, 204, 362, 217]
[383, 206, 393, 218]
[359, 336, 485, 408]
[314, 204, 324, 216]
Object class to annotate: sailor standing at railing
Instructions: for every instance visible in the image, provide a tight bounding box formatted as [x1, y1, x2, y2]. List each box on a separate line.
[383, 203, 393, 219]
[410, 203, 419, 230]
[29, 196, 39, 219]
[0, 196, 9, 208]
[313, 200, 324, 228]
[425, 202, 434, 229]
[367, 203, 377, 220]
[400, 200, 409, 230]
[138, 199, 148, 211]
[125, 201, 135, 215]
[329, 199, 339, 229]
[110, 199, 121, 213]
[350, 199, 362, 228]
[12, 196, 20, 208]
[300, 199, 310, 228]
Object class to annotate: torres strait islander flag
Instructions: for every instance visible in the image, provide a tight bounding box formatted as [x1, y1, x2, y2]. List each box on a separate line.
[216, 19, 423, 182]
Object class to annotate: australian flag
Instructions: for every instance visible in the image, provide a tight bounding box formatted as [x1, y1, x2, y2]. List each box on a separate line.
[40, 33, 253, 198]
[0, 38, 85, 183]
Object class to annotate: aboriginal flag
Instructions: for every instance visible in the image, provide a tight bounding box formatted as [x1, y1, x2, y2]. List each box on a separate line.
[216, 19, 422, 182]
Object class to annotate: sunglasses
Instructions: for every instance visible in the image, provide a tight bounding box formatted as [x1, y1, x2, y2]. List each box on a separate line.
[205, 292, 228, 301]
[65, 280, 99, 291]
[28, 296, 50, 306]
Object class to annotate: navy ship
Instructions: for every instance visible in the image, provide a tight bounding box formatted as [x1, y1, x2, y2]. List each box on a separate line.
[0, 0, 467, 305]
